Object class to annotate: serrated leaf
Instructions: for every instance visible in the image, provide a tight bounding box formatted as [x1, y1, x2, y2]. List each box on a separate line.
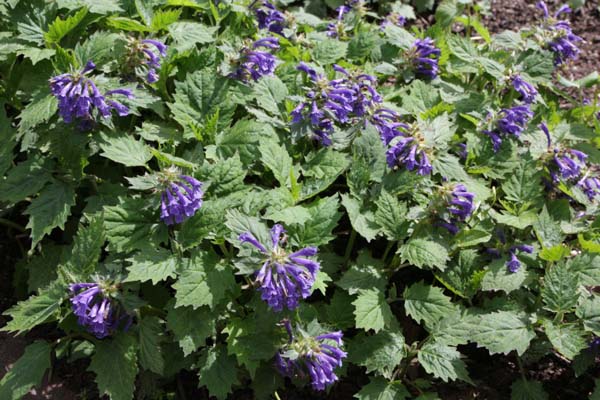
[575, 295, 600, 335]
[173, 251, 235, 309]
[201, 154, 247, 196]
[139, 317, 165, 375]
[44, 7, 88, 44]
[64, 215, 105, 278]
[125, 248, 178, 284]
[166, 302, 215, 356]
[543, 320, 587, 360]
[569, 253, 600, 286]
[214, 119, 276, 165]
[399, 239, 449, 271]
[341, 194, 380, 242]
[18, 93, 58, 135]
[374, 190, 409, 241]
[470, 311, 535, 355]
[301, 148, 350, 200]
[197, 346, 239, 400]
[1, 283, 64, 334]
[259, 139, 292, 187]
[99, 133, 152, 167]
[168, 21, 216, 52]
[311, 38, 348, 64]
[0, 156, 53, 203]
[354, 377, 410, 400]
[542, 261, 580, 313]
[25, 180, 76, 248]
[533, 207, 564, 248]
[404, 282, 457, 328]
[501, 158, 543, 208]
[353, 289, 393, 333]
[511, 379, 548, 400]
[348, 330, 405, 379]
[0, 341, 51, 400]
[418, 342, 471, 383]
[253, 75, 288, 116]
[290, 195, 341, 247]
[481, 258, 531, 294]
[337, 257, 386, 295]
[89, 334, 138, 400]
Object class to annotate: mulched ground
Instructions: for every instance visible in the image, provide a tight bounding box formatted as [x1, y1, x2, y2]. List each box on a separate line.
[2, 1, 600, 399]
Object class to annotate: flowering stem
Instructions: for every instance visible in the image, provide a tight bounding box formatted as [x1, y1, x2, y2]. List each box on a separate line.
[343, 229, 357, 264]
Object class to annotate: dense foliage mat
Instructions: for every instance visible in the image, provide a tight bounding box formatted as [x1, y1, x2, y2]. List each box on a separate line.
[1, 0, 600, 398]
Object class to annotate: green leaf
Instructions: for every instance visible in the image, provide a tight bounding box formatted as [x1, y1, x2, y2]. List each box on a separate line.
[166, 302, 215, 356]
[104, 197, 165, 252]
[213, 119, 276, 166]
[151, 9, 182, 31]
[0, 341, 51, 400]
[197, 346, 239, 400]
[201, 154, 246, 197]
[354, 377, 410, 400]
[99, 133, 152, 167]
[106, 16, 150, 32]
[64, 215, 105, 278]
[89, 334, 139, 400]
[533, 207, 564, 248]
[575, 295, 600, 335]
[353, 288, 394, 333]
[591, 379, 600, 400]
[399, 239, 449, 271]
[341, 194, 380, 242]
[125, 248, 178, 284]
[542, 262, 580, 313]
[311, 38, 348, 64]
[301, 148, 350, 200]
[570, 253, 600, 286]
[470, 311, 535, 355]
[44, 7, 88, 44]
[17, 47, 55, 65]
[25, 180, 76, 248]
[384, 25, 415, 49]
[168, 21, 216, 51]
[223, 312, 281, 377]
[259, 139, 293, 187]
[337, 255, 386, 295]
[139, 317, 165, 375]
[18, 94, 58, 135]
[435, 0, 463, 27]
[488, 209, 538, 229]
[511, 379, 548, 400]
[173, 251, 235, 310]
[348, 330, 405, 379]
[404, 282, 457, 328]
[418, 342, 471, 383]
[481, 258, 531, 294]
[2, 283, 64, 334]
[501, 158, 543, 208]
[0, 156, 53, 203]
[543, 320, 587, 360]
[290, 195, 341, 247]
[374, 190, 409, 241]
[253, 75, 288, 116]
[539, 245, 570, 262]
[75, 31, 121, 66]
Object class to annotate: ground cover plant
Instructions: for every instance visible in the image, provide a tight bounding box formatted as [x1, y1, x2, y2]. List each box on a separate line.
[1, 0, 600, 398]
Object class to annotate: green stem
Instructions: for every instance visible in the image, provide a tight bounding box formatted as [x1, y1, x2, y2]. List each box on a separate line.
[274, 391, 282, 400]
[382, 241, 395, 263]
[343, 229, 357, 265]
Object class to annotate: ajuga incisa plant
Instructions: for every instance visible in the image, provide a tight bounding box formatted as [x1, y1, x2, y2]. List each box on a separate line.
[0, 0, 599, 399]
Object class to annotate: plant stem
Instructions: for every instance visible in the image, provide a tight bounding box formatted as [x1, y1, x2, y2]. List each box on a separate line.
[343, 229, 357, 265]
[0, 217, 25, 232]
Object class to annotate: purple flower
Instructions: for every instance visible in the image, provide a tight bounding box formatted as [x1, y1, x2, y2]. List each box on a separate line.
[160, 174, 204, 225]
[512, 75, 538, 104]
[371, 108, 409, 145]
[49, 61, 133, 128]
[408, 38, 441, 79]
[252, 0, 285, 34]
[69, 283, 115, 338]
[238, 224, 320, 312]
[539, 122, 552, 148]
[275, 325, 347, 391]
[552, 148, 587, 181]
[506, 244, 533, 273]
[327, 6, 350, 38]
[140, 39, 167, 83]
[386, 133, 432, 175]
[232, 38, 279, 82]
[497, 105, 533, 137]
[537, 1, 582, 65]
[577, 175, 600, 200]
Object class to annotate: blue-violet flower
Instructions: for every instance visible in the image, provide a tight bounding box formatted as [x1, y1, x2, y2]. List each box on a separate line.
[159, 168, 204, 225]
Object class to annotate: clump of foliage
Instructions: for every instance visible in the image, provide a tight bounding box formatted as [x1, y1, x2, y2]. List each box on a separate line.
[0, 0, 599, 399]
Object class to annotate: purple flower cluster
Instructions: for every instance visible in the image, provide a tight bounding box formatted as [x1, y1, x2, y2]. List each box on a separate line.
[138, 39, 167, 83]
[374, 110, 432, 175]
[327, 6, 350, 38]
[484, 105, 533, 151]
[488, 243, 534, 273]
[49, 61, 133, 128]
[511, 75, 538, 104]
[537, 1, 582, 65]
[69, 283, 115, 338]
[292, 63, 382, 145]
[232, 37, 279, 82]
[541, 123, 600, 201]
[408, 38, 441, 80]
[252, 0, 285, 34]
[275, 325, 347, 391]
[160, 174, 204, 225]
[438, 184, 475, 234]
[239, 224, 320, 312]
